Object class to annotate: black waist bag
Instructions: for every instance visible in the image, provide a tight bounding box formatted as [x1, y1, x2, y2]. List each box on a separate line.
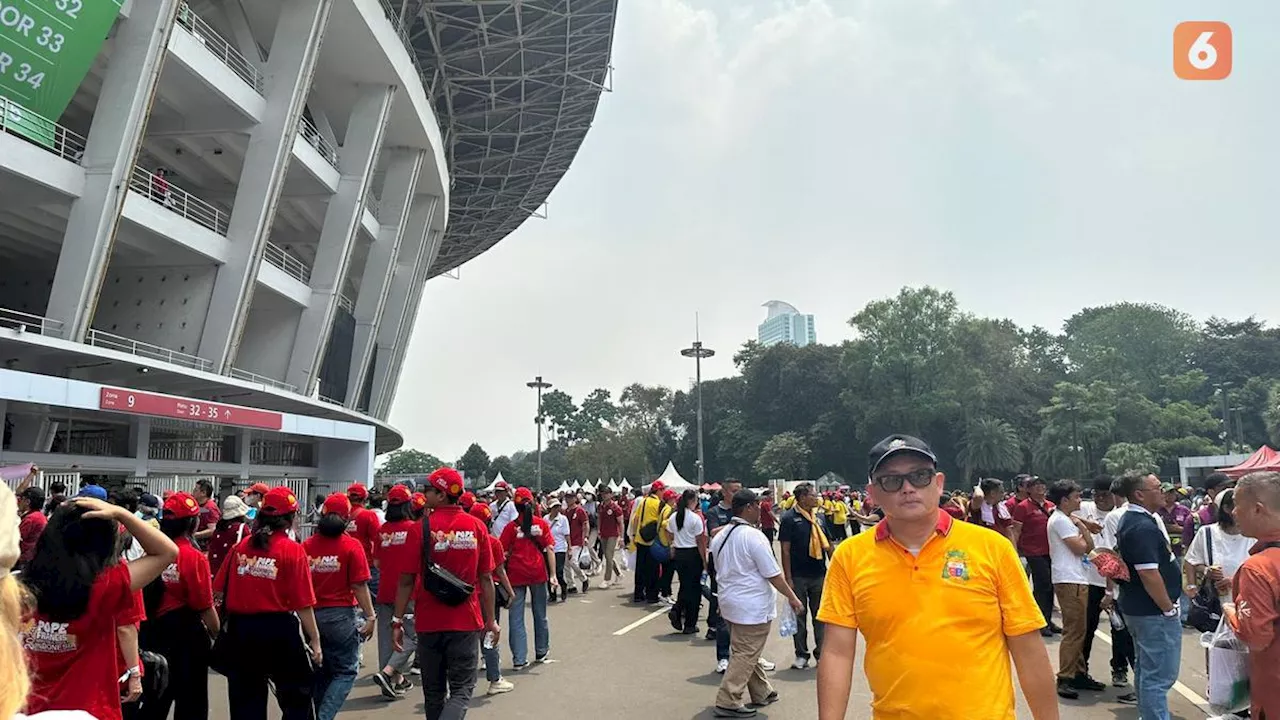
[422, 515, 476, 607]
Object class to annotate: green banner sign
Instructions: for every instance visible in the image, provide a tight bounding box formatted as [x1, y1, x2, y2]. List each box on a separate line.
[0, 0, 123, 144]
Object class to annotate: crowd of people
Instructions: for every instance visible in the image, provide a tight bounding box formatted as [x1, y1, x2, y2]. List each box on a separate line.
[1, 432, 1279, 720]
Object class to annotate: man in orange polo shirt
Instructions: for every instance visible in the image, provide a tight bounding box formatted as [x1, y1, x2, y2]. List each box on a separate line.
[815, 434, 1059, 720]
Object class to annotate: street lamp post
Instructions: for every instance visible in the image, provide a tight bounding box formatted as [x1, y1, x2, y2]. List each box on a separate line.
[681, 338, 715, 486]
[527, 376, 552, 493]
[1214, 383, 1233, 453]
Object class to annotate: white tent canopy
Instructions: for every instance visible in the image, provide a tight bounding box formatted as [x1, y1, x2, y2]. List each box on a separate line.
[481, 472, 507, 493]
[653, 461, 696, 490]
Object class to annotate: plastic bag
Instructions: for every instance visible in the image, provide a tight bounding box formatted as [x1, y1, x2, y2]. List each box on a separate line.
[621, 549, 634, 572]
[577, 546, 593, 570]
[778, 599, 798, 638]
[1200, 613, 1250, 715]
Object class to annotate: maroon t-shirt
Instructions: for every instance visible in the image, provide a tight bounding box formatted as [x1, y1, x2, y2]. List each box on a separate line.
[568, 506, 589, 546]
[597, 501, 623, 539]
[1011, 498, 1055, 556]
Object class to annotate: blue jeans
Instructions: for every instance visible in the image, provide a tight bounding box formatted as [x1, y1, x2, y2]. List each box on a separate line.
[313, 607, 359, 720]
[482, 637, 501, 682]
[508, 584, 549, 666]
[1127, 612, 1182, 720]
[717, 615, 731, 662]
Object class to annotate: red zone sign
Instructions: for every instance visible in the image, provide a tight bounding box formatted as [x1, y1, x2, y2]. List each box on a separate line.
[98, 387, 284, 430]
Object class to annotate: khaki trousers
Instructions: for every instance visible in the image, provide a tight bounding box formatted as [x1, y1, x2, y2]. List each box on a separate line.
[715, 621, 774, 709]
[1054, 583, 1089, 680]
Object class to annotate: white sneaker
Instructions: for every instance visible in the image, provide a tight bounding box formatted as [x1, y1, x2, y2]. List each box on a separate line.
[758, 657, 776, 671]
[599, 580, 611, 590]
[488, 678, 515, 695]
[716, 659, 729, 674]
[792, 656, 809, 670]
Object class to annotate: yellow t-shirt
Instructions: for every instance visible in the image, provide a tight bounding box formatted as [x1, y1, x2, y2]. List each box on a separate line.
[816, 512, 1044, 719]
[781, 496, 796, 511]
[832, 501, 848, 525]
[630, 496, 666, 547]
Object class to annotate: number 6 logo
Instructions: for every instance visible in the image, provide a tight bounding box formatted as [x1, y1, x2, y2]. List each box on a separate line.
[1174, 22, 1232, 80]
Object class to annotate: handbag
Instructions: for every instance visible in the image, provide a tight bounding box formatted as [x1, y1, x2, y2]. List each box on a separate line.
[208, 550, 237, 676]
[422, 514, 476, 607]
[1188, 528, 1223, 633]
[638, 498, 662, 544]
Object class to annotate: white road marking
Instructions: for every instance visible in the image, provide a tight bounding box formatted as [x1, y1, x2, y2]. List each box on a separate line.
[1092, 629, 1210, 711]
[612, 607, 669, 636]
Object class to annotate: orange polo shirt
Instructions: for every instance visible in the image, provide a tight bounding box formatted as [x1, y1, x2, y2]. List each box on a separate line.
[816, 511, 1044, 719]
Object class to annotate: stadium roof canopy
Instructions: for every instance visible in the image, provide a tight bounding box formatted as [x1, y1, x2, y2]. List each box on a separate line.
[400, 0, 618, 277]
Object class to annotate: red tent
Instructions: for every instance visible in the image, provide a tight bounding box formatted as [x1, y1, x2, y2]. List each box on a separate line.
[1218, 446, 1280, 478]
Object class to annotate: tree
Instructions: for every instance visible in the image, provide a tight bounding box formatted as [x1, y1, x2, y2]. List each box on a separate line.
[575, 388, 618, 439]
[957, 418, 1024, 481]
[753, 432, 811, 480]
[456, 443, 491, 483]
[1102, 442, 1159, 476]
[488, 455, 514, 481]
[1062, 302, 1198, 395]
[377, 448, 445, 475]
[539, 390, 579, 442]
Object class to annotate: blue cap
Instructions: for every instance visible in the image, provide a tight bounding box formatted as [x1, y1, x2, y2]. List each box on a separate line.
[76, 485, 108, 501]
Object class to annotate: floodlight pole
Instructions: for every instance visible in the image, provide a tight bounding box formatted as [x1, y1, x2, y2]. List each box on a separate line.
[527, 376, 552, 492]
[682, 328, 715, 486]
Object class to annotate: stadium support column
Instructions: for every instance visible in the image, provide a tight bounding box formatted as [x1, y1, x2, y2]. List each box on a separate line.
[198, 0, 333, 372]
[285, 86, 396, 394]
[344, 159, 430, 409]
[371, 228, 442, 418]
[45, 0, 181, 340]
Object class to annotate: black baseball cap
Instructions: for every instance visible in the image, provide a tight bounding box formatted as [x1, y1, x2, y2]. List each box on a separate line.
[867, 434, 938, 479]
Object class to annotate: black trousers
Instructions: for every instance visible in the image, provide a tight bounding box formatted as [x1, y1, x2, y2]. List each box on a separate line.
[139, 608, 210, 720]
[1111, 610, 1136, 673]
[1025, 555, 1054, 626]
[418, 630, 481, 720]
[550, 551, 567, 599]
[225, 612, 314, 720]
[658, 557, 674, 597]
[672, 547, 704, 631]
[633, 543, 660, 603]
[1082, 584, 1106, 667]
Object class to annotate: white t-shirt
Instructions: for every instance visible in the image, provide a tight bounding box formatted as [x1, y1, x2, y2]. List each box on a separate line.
[1104, 502, 1169, 548]
[1184, 524, 1255, 599]
[492, 499, 518, 538]
[548, 513, 570, 552]
[1048, 511, 1103, 587]
[1074, 501, 1109, 547]
[709, 520, 781, 625]
[666, 510, 705, 549]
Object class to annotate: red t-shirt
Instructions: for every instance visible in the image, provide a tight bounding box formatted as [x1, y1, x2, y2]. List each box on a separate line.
[407, 507, 495, 633]
[24, 563, 135, 720]
[197, 499, 221, 533]
[303, 532, 371, 608]
[156, 537, 215, 617]
[1011, 498, 1056, 557]
[500, 516, 553, 587]
[346, 505, 382, 565]
[214, 530, 317, 614]
[375, 519, 419, 605]
[598, 501, 623, 539]
[568, 506, 589, 547]
[207, 520, 250, 577]
[759, 500, 776, 530]
[18, 509, 46, 564]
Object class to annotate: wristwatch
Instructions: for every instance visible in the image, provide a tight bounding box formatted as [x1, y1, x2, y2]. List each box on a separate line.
[1162, 606, 1180, 618]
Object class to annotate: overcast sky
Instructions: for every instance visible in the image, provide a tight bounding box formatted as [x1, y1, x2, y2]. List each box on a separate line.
[388, 0, 1280, 462]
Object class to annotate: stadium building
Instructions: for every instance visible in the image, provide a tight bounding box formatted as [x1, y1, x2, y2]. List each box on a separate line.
[0, 0, 616, 500]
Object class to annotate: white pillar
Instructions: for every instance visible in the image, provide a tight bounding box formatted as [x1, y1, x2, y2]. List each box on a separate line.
[285, 85, 396, 394]
[45, 0, 181, 340]
[198, 0, 334, 372]
[371, 228, 442, 418]
[344, 160, 429, 408]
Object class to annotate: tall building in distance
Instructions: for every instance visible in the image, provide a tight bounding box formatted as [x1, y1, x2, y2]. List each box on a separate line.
[758, 301, 817, 347]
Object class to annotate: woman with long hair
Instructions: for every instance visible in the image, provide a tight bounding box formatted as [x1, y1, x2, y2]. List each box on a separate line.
[136, 492, 218, 720]
[303, 493, 376, 720]
[499, 487, 558, 670]
[1184, 488, 1255, 602]
[545, 499, 570, 602]
[666, 488, 707, 634]
[214, 487, 320, 720]
[21, 494, 177, 720]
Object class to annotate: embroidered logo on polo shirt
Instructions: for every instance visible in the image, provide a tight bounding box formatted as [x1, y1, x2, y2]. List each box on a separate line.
[942, 549, 970, 582]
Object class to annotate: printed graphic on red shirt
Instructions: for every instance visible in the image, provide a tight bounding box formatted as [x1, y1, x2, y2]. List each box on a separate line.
[409, 508, 494, 634]
[375, 519, 419, 604]
[305, 533, 371, 608]
[216, 531, 316, 614]
[157, 538, 214, 616]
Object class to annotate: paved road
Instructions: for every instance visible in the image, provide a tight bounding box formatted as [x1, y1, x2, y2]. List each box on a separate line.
[210, 575, 1215, 719]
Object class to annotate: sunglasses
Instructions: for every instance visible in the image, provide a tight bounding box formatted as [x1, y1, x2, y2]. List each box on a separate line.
[871, 468, 937, 493]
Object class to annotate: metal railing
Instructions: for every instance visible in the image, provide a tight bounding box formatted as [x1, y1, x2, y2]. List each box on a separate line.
[149, 438, 228, 463]
[129, 165, 230, 235]
[377, 0, 429, 87]
[84, 328, 215, 372]
[0, 95, 87, 163]
[228, 366, 299, 393]
[364, 192, 381, 219]
[262, 242, 312, 284]
[317, 395, 344, 406]
[337, 293, 355, 313]
[298, 115, 339, 167]
[250, 439, 315, 466]
[0, 307, 65, 336]
[175, 3, 265, 93]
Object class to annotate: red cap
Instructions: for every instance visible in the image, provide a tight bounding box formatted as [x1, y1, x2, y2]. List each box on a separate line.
[386, 485, 412, 505]
[346, 483, 369, 499]
[460, 492, 476, 510]
[244, 482, 270, 496]
[261, 487, 299, 516]
[427, 467, 465, 497]
[651, 480, 665, 493]
[514, 487, 535, 505]
[322, 492, 352, 517]
[662, 489, 678, 502]
[161, 489, 176, 499]
[411, 492, 427, 511]
[470, 502, 492, 522]
[163, 491, 201, 520]
[493, 480, 510, 492]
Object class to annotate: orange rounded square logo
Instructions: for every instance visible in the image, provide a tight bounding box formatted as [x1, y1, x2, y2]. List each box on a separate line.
[1174, 22, 1232, 80]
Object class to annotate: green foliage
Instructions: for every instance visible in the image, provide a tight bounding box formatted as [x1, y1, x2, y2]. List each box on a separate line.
[753, 432, 812, 480]
[1102, 443, 1159, 476]
[377, 449, 445, 475]
[456, 443, 490, 482]
[957, 418, 1023, 481]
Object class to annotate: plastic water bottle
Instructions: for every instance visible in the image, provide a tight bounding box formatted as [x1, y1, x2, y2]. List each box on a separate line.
[778, 605, 798, 638]
[1109, 610, 1125, 631]
[482, 631, 497, 650]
